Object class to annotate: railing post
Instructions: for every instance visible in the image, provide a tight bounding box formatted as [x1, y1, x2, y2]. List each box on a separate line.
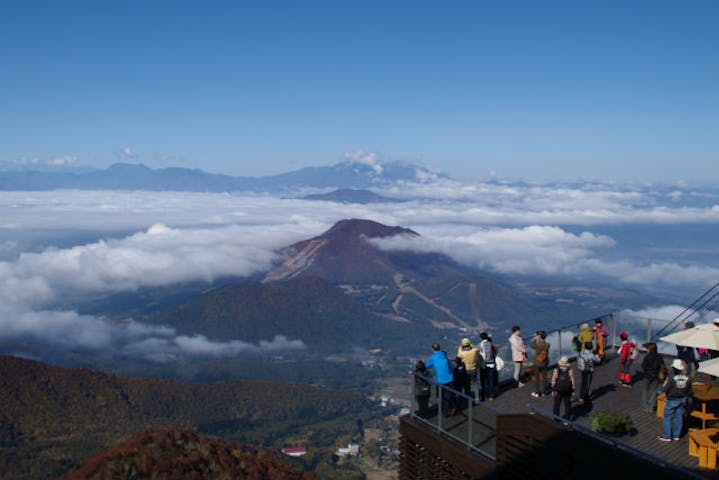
[558, 329, 562, 360]
[411, 373, 416, 418]
[438, 385, 443, 430]
[468, 398, 473, 445]
[647, 317, 652, 345]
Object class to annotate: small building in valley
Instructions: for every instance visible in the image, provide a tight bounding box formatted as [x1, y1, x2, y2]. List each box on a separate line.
[281, 447, 307, 457]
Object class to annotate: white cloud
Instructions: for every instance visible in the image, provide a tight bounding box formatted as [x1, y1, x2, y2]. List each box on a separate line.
[11, 157, 42, 166]
[120, 147, 138, 159]
[7, 155, 79, 169]
[174, 334, 304, 356]
[0, 223, 283, 307]
[124, 334, 306, 362]
[344, 150, 383, 175]
[371, 225, 719, 291]
[0, 302, 305, 362]
[0, 180, 716, 361]
[668, 191, 683, 201]
[617, 305, 719, 353]
[371, 226, 615, 275]
[0, 188, 717, 295]
[0, 199, 314, 362]
[583, 259, 719, 290]
[0, 303, 171, 350]
[46, 155, 78, 166]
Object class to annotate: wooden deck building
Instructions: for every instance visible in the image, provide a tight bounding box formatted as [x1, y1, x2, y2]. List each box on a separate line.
[399, 352, 719, 479]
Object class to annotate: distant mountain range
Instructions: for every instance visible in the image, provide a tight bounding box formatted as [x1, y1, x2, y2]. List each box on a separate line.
[300, 188, 401, 204]
[0, 355, 371, 478]
[0, 160, 444, 192]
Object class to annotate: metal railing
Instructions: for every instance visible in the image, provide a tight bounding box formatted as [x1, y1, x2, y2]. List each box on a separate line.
[408, 310, 719, 475]
[513, 312, 698, 378]
[421, 311, 715, 390]
[493, 313, 618, 384]
[411, 372, 502, 460]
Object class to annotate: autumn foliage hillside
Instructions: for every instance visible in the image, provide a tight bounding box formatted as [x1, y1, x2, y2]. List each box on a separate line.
[57, 426, 315, 480]
[0, 355, 372, 479]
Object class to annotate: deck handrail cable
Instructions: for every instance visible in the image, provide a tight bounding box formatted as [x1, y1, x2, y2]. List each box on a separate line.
[653, 282, 719, 340]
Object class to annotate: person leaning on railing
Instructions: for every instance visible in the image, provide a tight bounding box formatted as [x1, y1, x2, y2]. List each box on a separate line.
[426, 343, 454, 417]
[457, 338, 480, 403]
[413, 361, 432, 419]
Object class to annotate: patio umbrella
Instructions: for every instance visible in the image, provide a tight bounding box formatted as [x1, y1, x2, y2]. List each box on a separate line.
[658, 320, 719, 350]
[698, 357, 719, 378]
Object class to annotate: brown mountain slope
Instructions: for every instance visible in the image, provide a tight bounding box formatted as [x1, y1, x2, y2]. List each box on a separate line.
[264, 218, 418, 284]
[57, 426, 315, 480]
[261, 218, 549, 332]
[0, 355, 371, 479]
[146, 219, 629, 365]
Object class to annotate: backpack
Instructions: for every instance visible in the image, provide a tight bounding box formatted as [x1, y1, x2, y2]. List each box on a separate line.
[576, 355, 586, 372]
[555, 368, 572, 394]
[572, 336, 582, 353]
[577, 351, 594, 372]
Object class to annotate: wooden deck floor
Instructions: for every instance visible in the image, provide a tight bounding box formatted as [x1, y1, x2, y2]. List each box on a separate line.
[422, 352, 719, 477]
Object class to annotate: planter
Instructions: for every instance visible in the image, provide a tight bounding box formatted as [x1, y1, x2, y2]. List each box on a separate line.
[591, 412, 634, 437]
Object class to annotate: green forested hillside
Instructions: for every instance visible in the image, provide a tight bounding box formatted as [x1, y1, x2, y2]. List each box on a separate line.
[0, 355, 374, 479]
[150, 276, 417, 352]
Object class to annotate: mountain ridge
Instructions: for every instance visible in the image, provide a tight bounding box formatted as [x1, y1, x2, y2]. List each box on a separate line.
[300, 188, 401, 204]
[0, 160, 443, 192]
[57, 426, 315, 480]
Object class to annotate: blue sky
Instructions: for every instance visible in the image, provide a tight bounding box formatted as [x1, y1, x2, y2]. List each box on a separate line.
[1, 0, 717, 182]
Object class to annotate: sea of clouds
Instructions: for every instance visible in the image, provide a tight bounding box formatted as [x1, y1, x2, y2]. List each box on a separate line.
[0, 178, 718, 361]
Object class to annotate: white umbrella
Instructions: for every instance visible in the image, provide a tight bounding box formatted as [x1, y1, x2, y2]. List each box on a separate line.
[658, 320, 719, 350]
[698, 357, 719, 377]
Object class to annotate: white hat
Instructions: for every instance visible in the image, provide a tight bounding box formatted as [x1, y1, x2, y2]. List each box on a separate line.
[672, 358, 686, 371]
[559, 356, 570, 368]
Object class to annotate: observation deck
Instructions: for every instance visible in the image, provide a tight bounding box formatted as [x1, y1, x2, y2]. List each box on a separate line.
[399, 316, 719, 480]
